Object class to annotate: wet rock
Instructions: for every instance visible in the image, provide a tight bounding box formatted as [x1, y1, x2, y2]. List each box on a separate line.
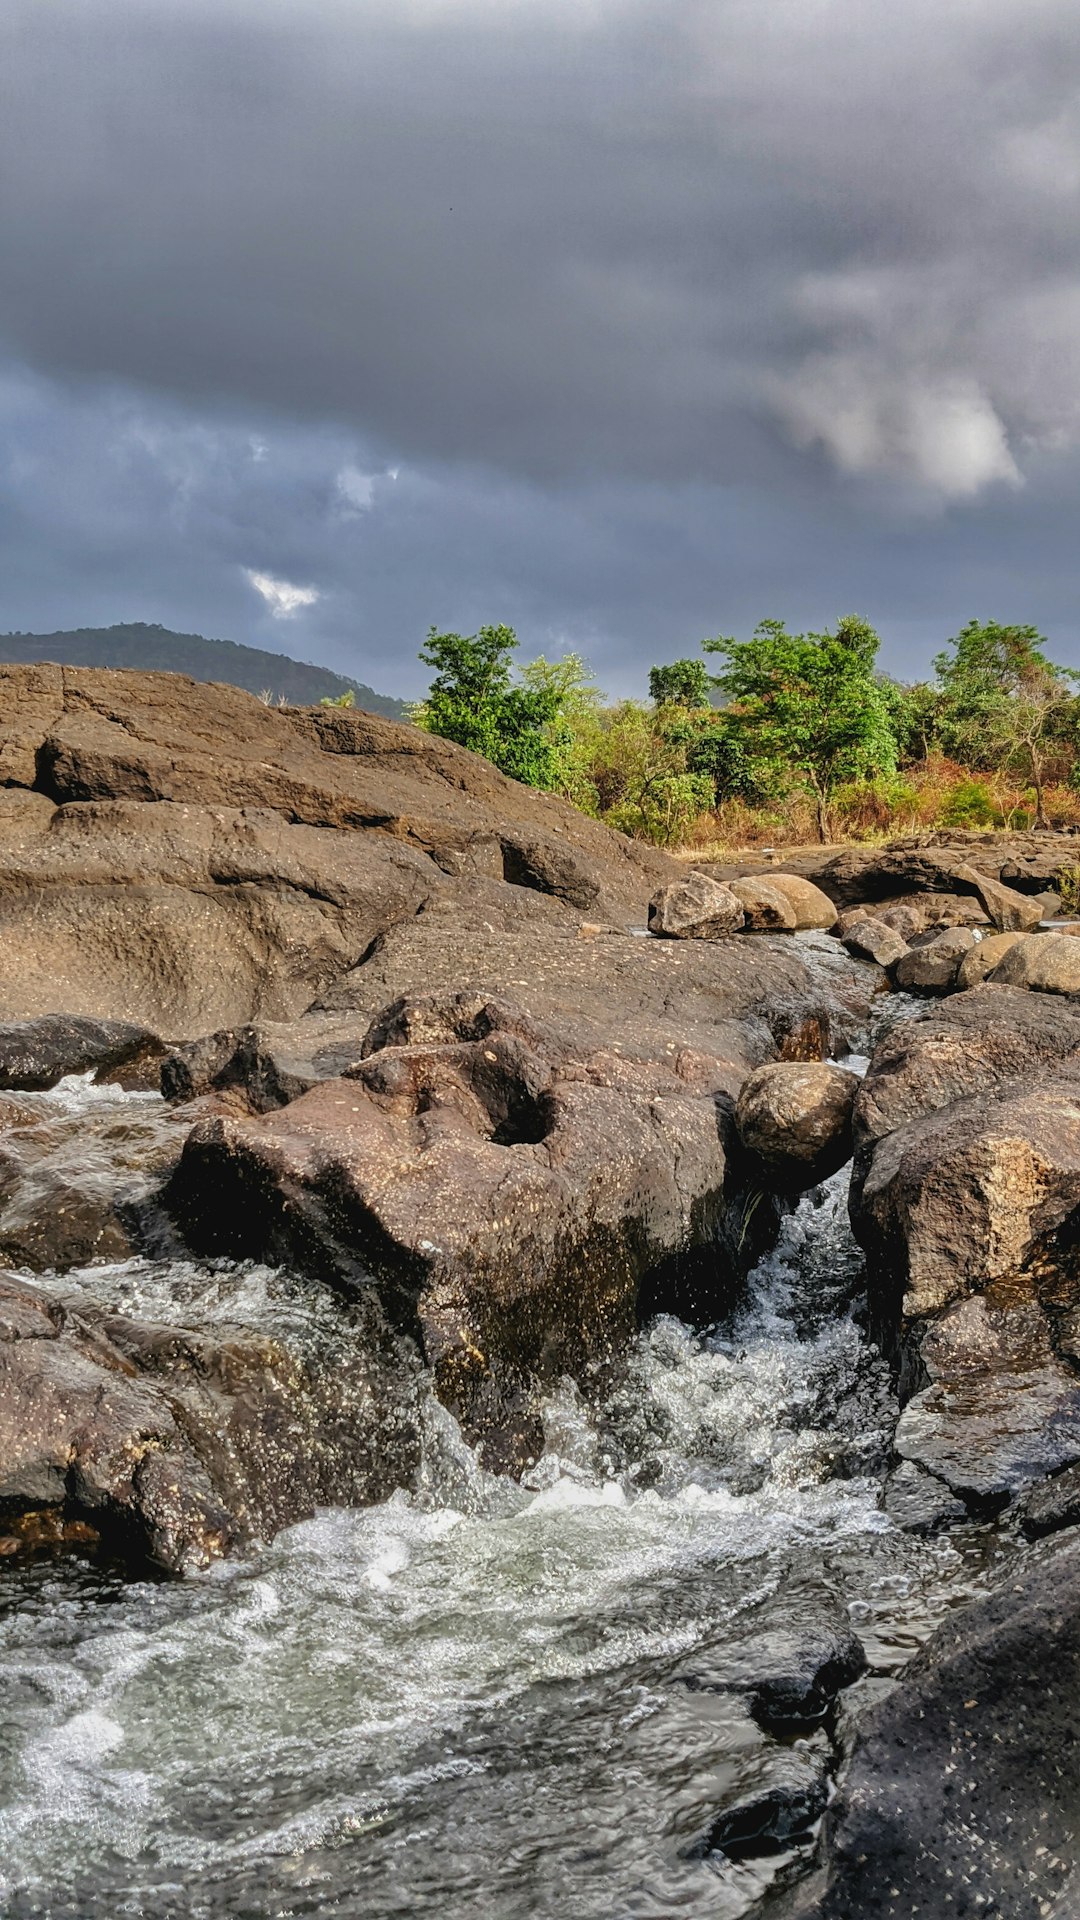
[1015, 1460, 1080, 1541]
[648, 872, 745, 938]
[895, 1287, 1080, 1508]
[161, 1025, 325, 1109]
[728, 876, 798, 931]
[0, 1085, 194, 1274]
[990, 928, 1080, 993]
[775, 1532, 1080, 1919]
[696, 1742, 830, 1860]
[675, 1579, 867, 1724]
[761, 874, 837, 931]
[954, 927, 1025, 988]
[837, 915, 907, 968]
[0, 1269, 419, 1573]
[0, 1015, 164, 1091]
[881, 1460, 967, 1534]
[735, 1062, 858, 1188]
[892, 924, 975, 992]
[166, 928, 871, 1465]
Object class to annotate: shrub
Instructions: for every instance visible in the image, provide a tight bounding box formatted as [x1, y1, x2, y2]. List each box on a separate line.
[938, 778, 998, 828]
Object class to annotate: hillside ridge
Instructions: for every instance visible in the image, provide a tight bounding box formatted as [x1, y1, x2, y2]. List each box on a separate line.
[0, 622, 406, 716]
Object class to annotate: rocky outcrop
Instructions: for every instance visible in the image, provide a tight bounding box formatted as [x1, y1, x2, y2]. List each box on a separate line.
[0, 1268, 418, 1572]
[648, 872, 744, 938]
[850, 987, 1080, 1505]
[735, 1062, 858, 1188]
[0, 666, 677, 1036]
[166, 927, 871, 1467]
[777, 1533, 1080, 1919]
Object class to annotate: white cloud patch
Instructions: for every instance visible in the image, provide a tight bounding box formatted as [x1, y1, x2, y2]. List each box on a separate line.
[335, 465, 376, 514]
[244, 568, 320, 617]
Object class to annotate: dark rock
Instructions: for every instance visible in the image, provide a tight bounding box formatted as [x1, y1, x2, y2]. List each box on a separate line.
[881, 1459, 967, 1534]
[649, 872, 745, 938]
[1016, 1460, 1080, 1540]
[773, 1533, 1080, 1919]
[895, 1287, 1080, 1508]
[735, 1062, 858, 1188]
[697, 1743, 830, 1860]
[0, 1085, 194, 1274]
[675, 1579, 867, 1725]
[161, 1025, 326, 1108]
[892, 925, 975, 992]
[0, 1014, 164, 1091]
[837, 916, 907, 967]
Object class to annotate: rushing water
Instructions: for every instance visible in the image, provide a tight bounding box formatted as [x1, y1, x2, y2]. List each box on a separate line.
[0, 1016, 995, 1919]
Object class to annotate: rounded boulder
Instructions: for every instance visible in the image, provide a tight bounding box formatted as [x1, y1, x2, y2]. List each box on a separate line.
[760, 874, 838, 931]
[735, 1060, 859, 1187]
[648, 872, 745, 939]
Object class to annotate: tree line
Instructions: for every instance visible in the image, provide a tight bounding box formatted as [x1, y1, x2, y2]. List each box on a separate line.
[412, 618, 1080, 846]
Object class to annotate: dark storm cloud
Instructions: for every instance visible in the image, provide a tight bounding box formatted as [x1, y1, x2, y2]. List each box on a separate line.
[1, 1, 1080, 691]
[3, 0, 1079, 494]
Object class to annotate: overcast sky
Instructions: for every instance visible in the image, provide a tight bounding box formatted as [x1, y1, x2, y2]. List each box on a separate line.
[2, 0, 1078, 699]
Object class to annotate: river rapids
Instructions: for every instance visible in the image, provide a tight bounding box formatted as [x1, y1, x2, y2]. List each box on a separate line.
[0, 1005, 996, 1919]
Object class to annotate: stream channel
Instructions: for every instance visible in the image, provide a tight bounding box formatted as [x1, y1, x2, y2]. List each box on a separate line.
[0, 992, 1004, 1919]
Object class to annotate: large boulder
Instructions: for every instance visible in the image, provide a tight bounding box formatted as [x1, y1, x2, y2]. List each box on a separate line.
[735, 1062, 858, 1188]
[953, 861, 1043, 932]
[727, 876, 798, 931]
[0, 1269, 418, 1571]
[954, 927, 1025, 988]
[649, 872, 744, 938]
[850, 989, 1080, 1504]
[837, 915, 908, 968]
[990, 928, 1080, 994]
[779, 1533, 1080, 1919]
[166, 927, 873, 1466]
[760, 873, 837, 931]
[892, 925, 975, 992]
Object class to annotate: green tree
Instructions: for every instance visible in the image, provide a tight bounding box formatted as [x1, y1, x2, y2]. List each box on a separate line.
[521, 652, 606, 810]
[648, 658, 711, 709]
[879, 678, 942, 765]
[935, 621, 1077, 828]
[704, 615, 897, 841]
[418, 624, 562, 788]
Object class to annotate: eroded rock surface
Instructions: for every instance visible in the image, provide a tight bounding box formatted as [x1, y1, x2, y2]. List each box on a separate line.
[735, 1062, 858, 1189]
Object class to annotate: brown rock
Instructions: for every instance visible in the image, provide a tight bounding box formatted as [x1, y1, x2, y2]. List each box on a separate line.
[0, 1268, 419, 1573]
[648, 872, 745, 938]
[892, 925, 975, 992]
[954, 929, 1026, 988]
[989, 930, 1080, 994]
[838, 916, 908, 967]
[761, 873, 837, 930]
[727, 876, 797, 931]
[952, 862, 1043, 932]
[734, 1061, 858, 1187]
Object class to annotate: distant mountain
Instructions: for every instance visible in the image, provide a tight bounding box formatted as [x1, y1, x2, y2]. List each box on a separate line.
[0, 623, 408, 717]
